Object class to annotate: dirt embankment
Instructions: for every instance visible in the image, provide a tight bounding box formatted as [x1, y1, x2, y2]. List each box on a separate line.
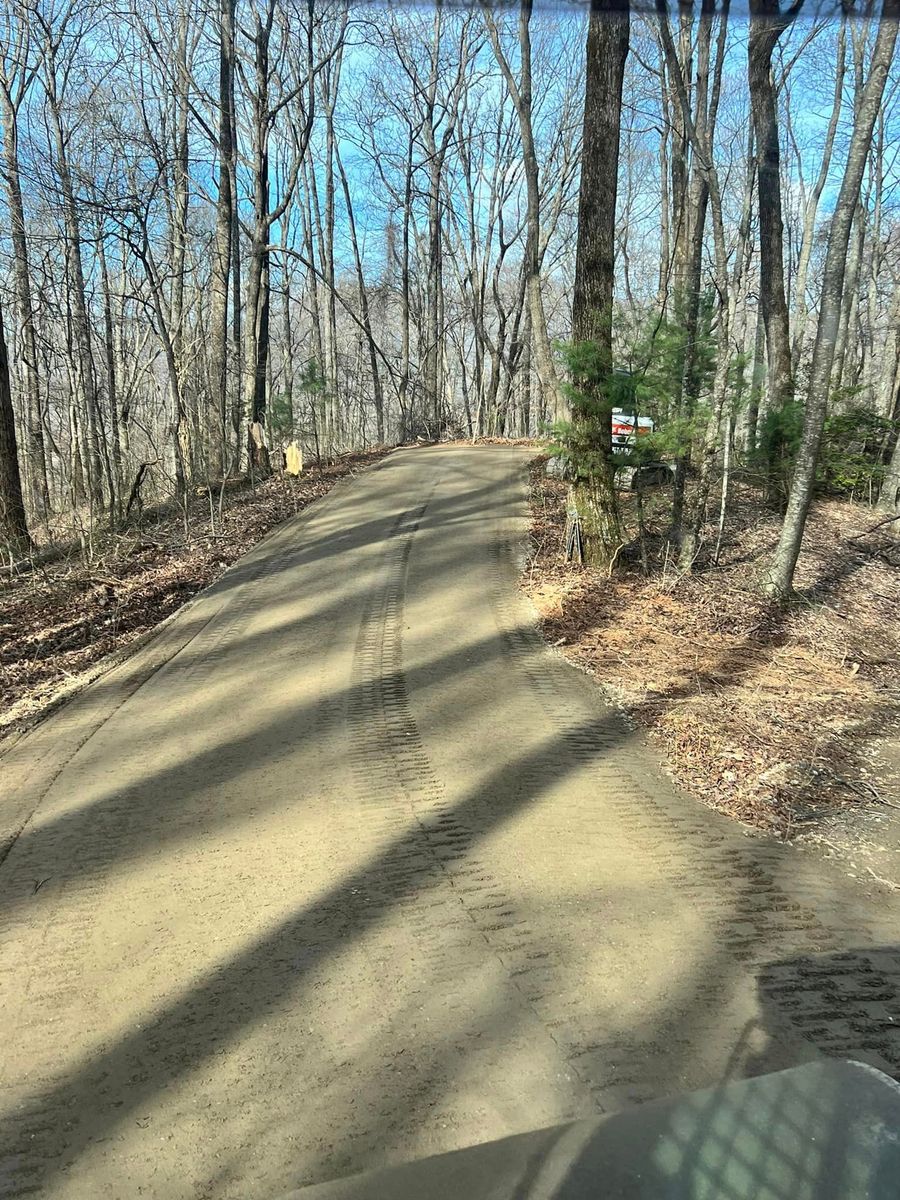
[0, 451, 388, 744]
[524, 461, 900, 837]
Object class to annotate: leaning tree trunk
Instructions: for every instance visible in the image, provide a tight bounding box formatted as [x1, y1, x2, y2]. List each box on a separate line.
[767, 0, 899, 597]
[568, 0, 629, 570]
[0, 299, 30, 552]
[242, 9, 273, 470]
[656, 1, 723, 542]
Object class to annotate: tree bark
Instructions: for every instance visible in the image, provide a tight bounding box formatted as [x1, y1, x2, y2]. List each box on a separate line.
[656, 0, 727, 540]
[568, 0, 629, 570]
[881, 428, 900, 513]
[483, 0, 564, 422]
[97, 228, 122, 515]
[791, 19, 845, 366]
[746, 310, 766, 455]
[656, 0, 729, 554]
[242, 2, 275, 462]
[831, 202, 864, 394]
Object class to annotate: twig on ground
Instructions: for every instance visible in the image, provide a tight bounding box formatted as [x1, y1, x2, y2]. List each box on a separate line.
[847, 513, 900, 540]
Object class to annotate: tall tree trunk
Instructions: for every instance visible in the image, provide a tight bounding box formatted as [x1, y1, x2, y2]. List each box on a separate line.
[748, 0, 800, 417]
[426, 152, 444, 432]
[0, 77, 50, 520]
[657, 65, 672, 310]
[241, 0, 314, 468]
[211, 0, 236, 476]
[282, 267, 296, 446]
[569, 0, 629, 570]
[675, 5, 713, 417]
[791, 19, 845, 366]
[135, 237, 190, 500]
[315, 38, 342, 452]
[399, 137, 413, 439]
[306, 139, 335, 451]
[242, 6, 273, 469]
[171, 4, 191, 476]
[0, 299, 30, 551]
[878, 305, 900, 513]
[419, 7, 448, 434]
[767, 0, 899, 597]
[656, 0, 728, 544]
[42, 41, 105, 507]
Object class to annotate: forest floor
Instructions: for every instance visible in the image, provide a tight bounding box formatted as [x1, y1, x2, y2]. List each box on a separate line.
[0, 450, 388, 747]
[524, 459, 900, 845]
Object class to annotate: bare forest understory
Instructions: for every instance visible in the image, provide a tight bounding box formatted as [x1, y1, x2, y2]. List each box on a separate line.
[525, 460, 900, 840]
[0, 450, 387, 745]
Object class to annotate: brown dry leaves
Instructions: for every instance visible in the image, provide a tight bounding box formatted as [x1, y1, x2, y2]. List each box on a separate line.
[524, 463, 900, 836]
[0, 452, 387, 742]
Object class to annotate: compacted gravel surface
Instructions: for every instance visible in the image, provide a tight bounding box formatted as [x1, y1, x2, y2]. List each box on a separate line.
[2, 447, 899, 1199]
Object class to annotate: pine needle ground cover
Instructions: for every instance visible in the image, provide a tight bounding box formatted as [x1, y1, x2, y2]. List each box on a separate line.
[525, 460, 900, 837]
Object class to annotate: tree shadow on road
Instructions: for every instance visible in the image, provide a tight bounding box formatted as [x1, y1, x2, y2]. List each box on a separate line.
[2, 448, 899, 1196]
[4, 691, 898, 1195]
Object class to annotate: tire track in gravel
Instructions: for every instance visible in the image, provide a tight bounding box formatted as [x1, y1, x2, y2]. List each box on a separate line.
[487, 526, 900, 1085]
[343, 496, 598, 1102]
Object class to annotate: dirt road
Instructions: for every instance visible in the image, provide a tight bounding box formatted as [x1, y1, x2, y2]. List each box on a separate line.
[2, 447, 899, 1199]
